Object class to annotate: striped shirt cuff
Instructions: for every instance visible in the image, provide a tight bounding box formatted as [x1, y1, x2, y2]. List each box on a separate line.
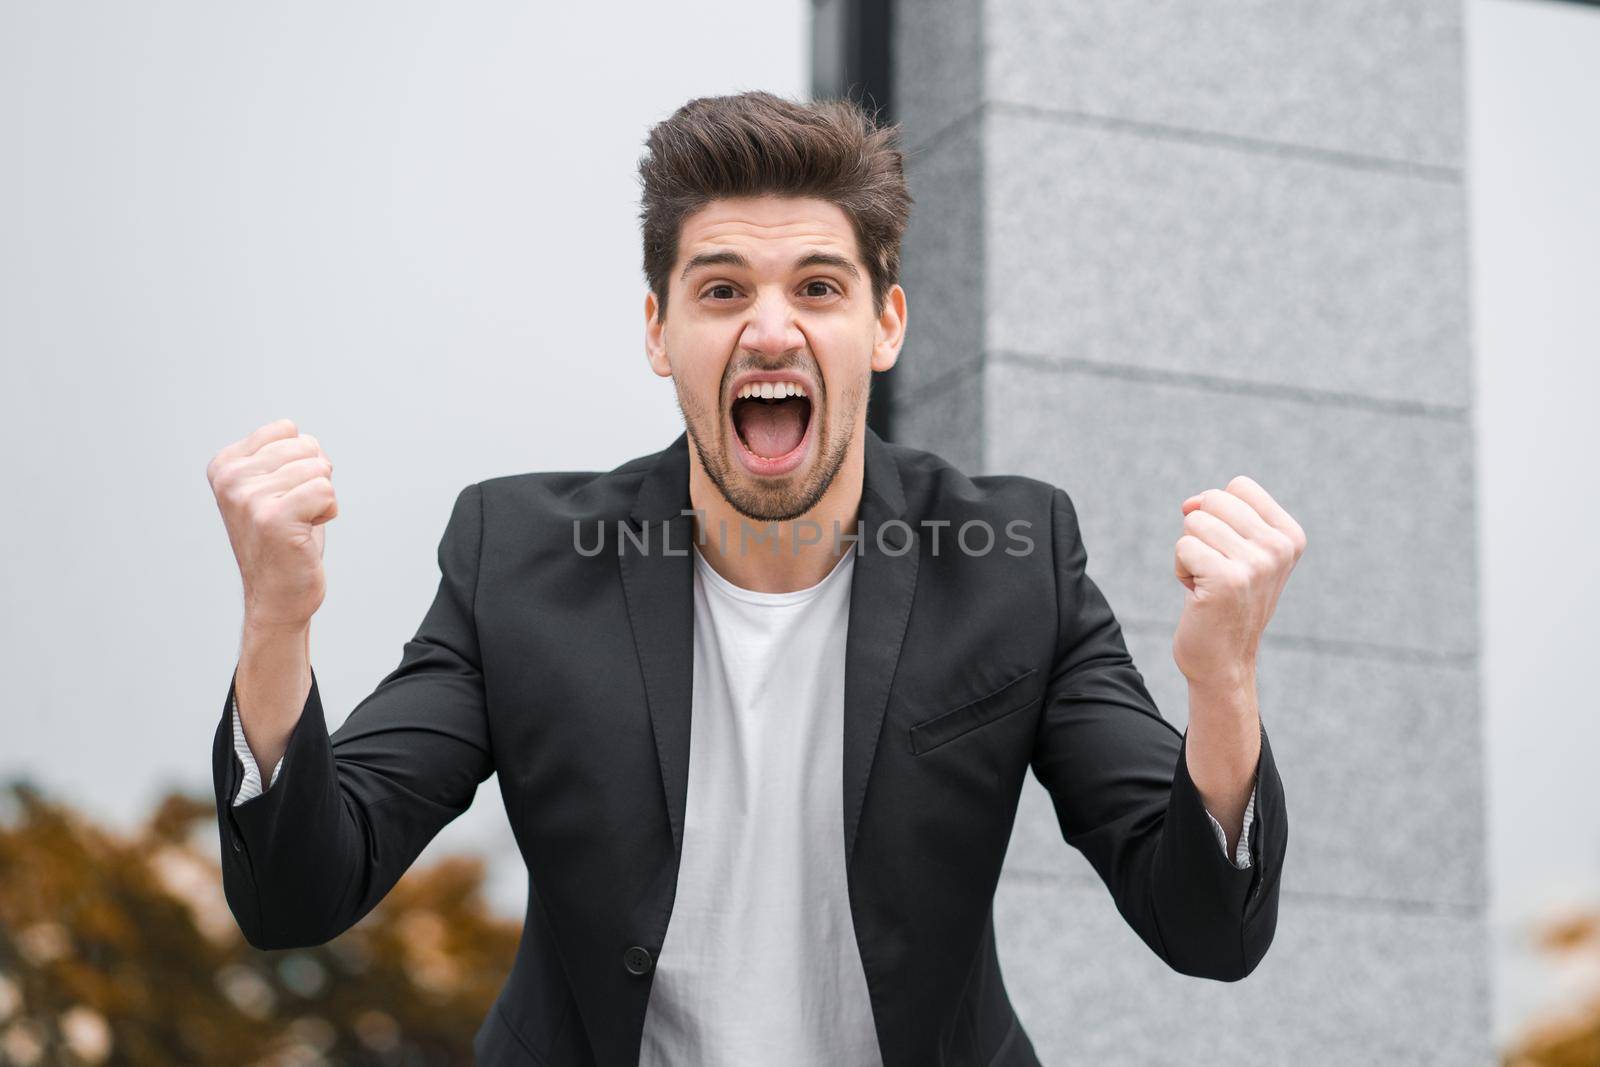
[231, 694, 284, 807]
[1203, 781, 1257, 869]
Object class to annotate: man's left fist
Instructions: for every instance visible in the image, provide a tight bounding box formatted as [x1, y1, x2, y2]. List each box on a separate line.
[1172, 475, 1307, 693]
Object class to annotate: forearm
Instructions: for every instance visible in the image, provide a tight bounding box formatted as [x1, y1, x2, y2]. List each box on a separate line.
[1184, 673, 1262, 858]
[235, 618, 313, 780]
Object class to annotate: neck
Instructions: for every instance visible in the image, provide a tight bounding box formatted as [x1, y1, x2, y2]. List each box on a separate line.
[687, 428, 865, 594]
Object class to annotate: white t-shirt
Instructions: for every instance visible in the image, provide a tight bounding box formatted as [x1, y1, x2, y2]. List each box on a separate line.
[637, 541, 884, 1067]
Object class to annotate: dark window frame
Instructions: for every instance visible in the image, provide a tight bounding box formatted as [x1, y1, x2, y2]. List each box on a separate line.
[811, 0, 897, 441]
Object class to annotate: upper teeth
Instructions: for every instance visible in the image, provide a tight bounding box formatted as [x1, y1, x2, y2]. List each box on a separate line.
[737, 381, 807, 400]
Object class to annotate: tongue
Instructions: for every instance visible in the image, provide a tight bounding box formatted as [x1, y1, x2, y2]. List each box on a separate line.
[736, 399, 807, 459]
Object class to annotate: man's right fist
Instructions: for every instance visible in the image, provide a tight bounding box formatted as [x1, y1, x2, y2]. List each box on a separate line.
[207, 418, 338, 632]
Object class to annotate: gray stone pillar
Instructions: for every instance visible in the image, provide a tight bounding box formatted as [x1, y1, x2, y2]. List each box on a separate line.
[892, 3, 1491, 1062]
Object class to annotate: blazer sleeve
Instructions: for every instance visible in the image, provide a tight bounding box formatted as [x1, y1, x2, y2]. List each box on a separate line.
[212, 481, 495, 951]
[1028, 486, 1287, 981]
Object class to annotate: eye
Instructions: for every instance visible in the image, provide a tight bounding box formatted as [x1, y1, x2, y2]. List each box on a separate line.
[703, 283, 739, 301]
[803, 279, 841, 298]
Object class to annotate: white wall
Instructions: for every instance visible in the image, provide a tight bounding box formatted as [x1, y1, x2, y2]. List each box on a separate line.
[1467, 0, 1600, 1044]
[0, 2, 808, 916]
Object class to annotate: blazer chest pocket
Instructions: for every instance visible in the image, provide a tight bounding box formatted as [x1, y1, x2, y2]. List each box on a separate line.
[908, 667, 1040, 756]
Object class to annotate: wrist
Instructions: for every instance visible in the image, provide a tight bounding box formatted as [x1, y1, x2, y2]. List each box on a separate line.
[241, 618, 311, 667]
[1186, 668, 1258, 712]
[243, 614, 310, 640]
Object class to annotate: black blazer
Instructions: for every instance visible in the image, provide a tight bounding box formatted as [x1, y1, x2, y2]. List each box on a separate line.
[213, 426, 1287, 1067]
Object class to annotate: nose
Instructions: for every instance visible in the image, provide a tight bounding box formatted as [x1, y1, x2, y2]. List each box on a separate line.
[738, 287, 807, 358]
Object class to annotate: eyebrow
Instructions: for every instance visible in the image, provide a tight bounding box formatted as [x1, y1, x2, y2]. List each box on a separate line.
[679, 250, 862, 284]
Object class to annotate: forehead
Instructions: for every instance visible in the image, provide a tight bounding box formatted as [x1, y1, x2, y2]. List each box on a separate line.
[676, 195, 859, 266]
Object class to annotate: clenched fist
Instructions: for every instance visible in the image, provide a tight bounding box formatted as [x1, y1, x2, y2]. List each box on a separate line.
[207, 418, 339, 632]
[1172, 475, 1306, 693]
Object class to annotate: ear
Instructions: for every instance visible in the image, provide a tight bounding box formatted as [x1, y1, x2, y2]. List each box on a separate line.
[644, 290, 672, 378]
[871, 283, 907, 374]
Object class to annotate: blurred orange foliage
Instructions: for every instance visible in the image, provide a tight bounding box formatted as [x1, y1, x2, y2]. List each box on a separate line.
[1502, 903, 1600, 1067]
[0, 778, 520, 1066]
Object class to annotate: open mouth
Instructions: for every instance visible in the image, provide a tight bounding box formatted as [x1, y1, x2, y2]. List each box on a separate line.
[729, 382, 815, 477]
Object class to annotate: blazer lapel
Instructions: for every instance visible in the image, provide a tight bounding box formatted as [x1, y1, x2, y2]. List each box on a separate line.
[842, 427, 918, 864]
[619, 431, 697, 859]
[617, 427, 920, 868]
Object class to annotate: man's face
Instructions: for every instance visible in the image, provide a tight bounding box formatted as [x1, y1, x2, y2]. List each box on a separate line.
[644, 195, 905, 523]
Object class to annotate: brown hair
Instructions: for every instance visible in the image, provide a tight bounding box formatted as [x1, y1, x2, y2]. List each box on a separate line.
[637, 90, 913, 324]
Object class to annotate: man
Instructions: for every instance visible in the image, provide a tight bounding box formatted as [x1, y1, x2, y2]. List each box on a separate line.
[207, 91, 1302, 1066]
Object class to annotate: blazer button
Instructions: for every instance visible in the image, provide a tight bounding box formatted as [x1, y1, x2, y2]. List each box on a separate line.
[623, 946, 653, 976]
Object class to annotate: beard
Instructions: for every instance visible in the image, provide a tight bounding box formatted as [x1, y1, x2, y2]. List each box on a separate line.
[674, 358, 868, 524]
